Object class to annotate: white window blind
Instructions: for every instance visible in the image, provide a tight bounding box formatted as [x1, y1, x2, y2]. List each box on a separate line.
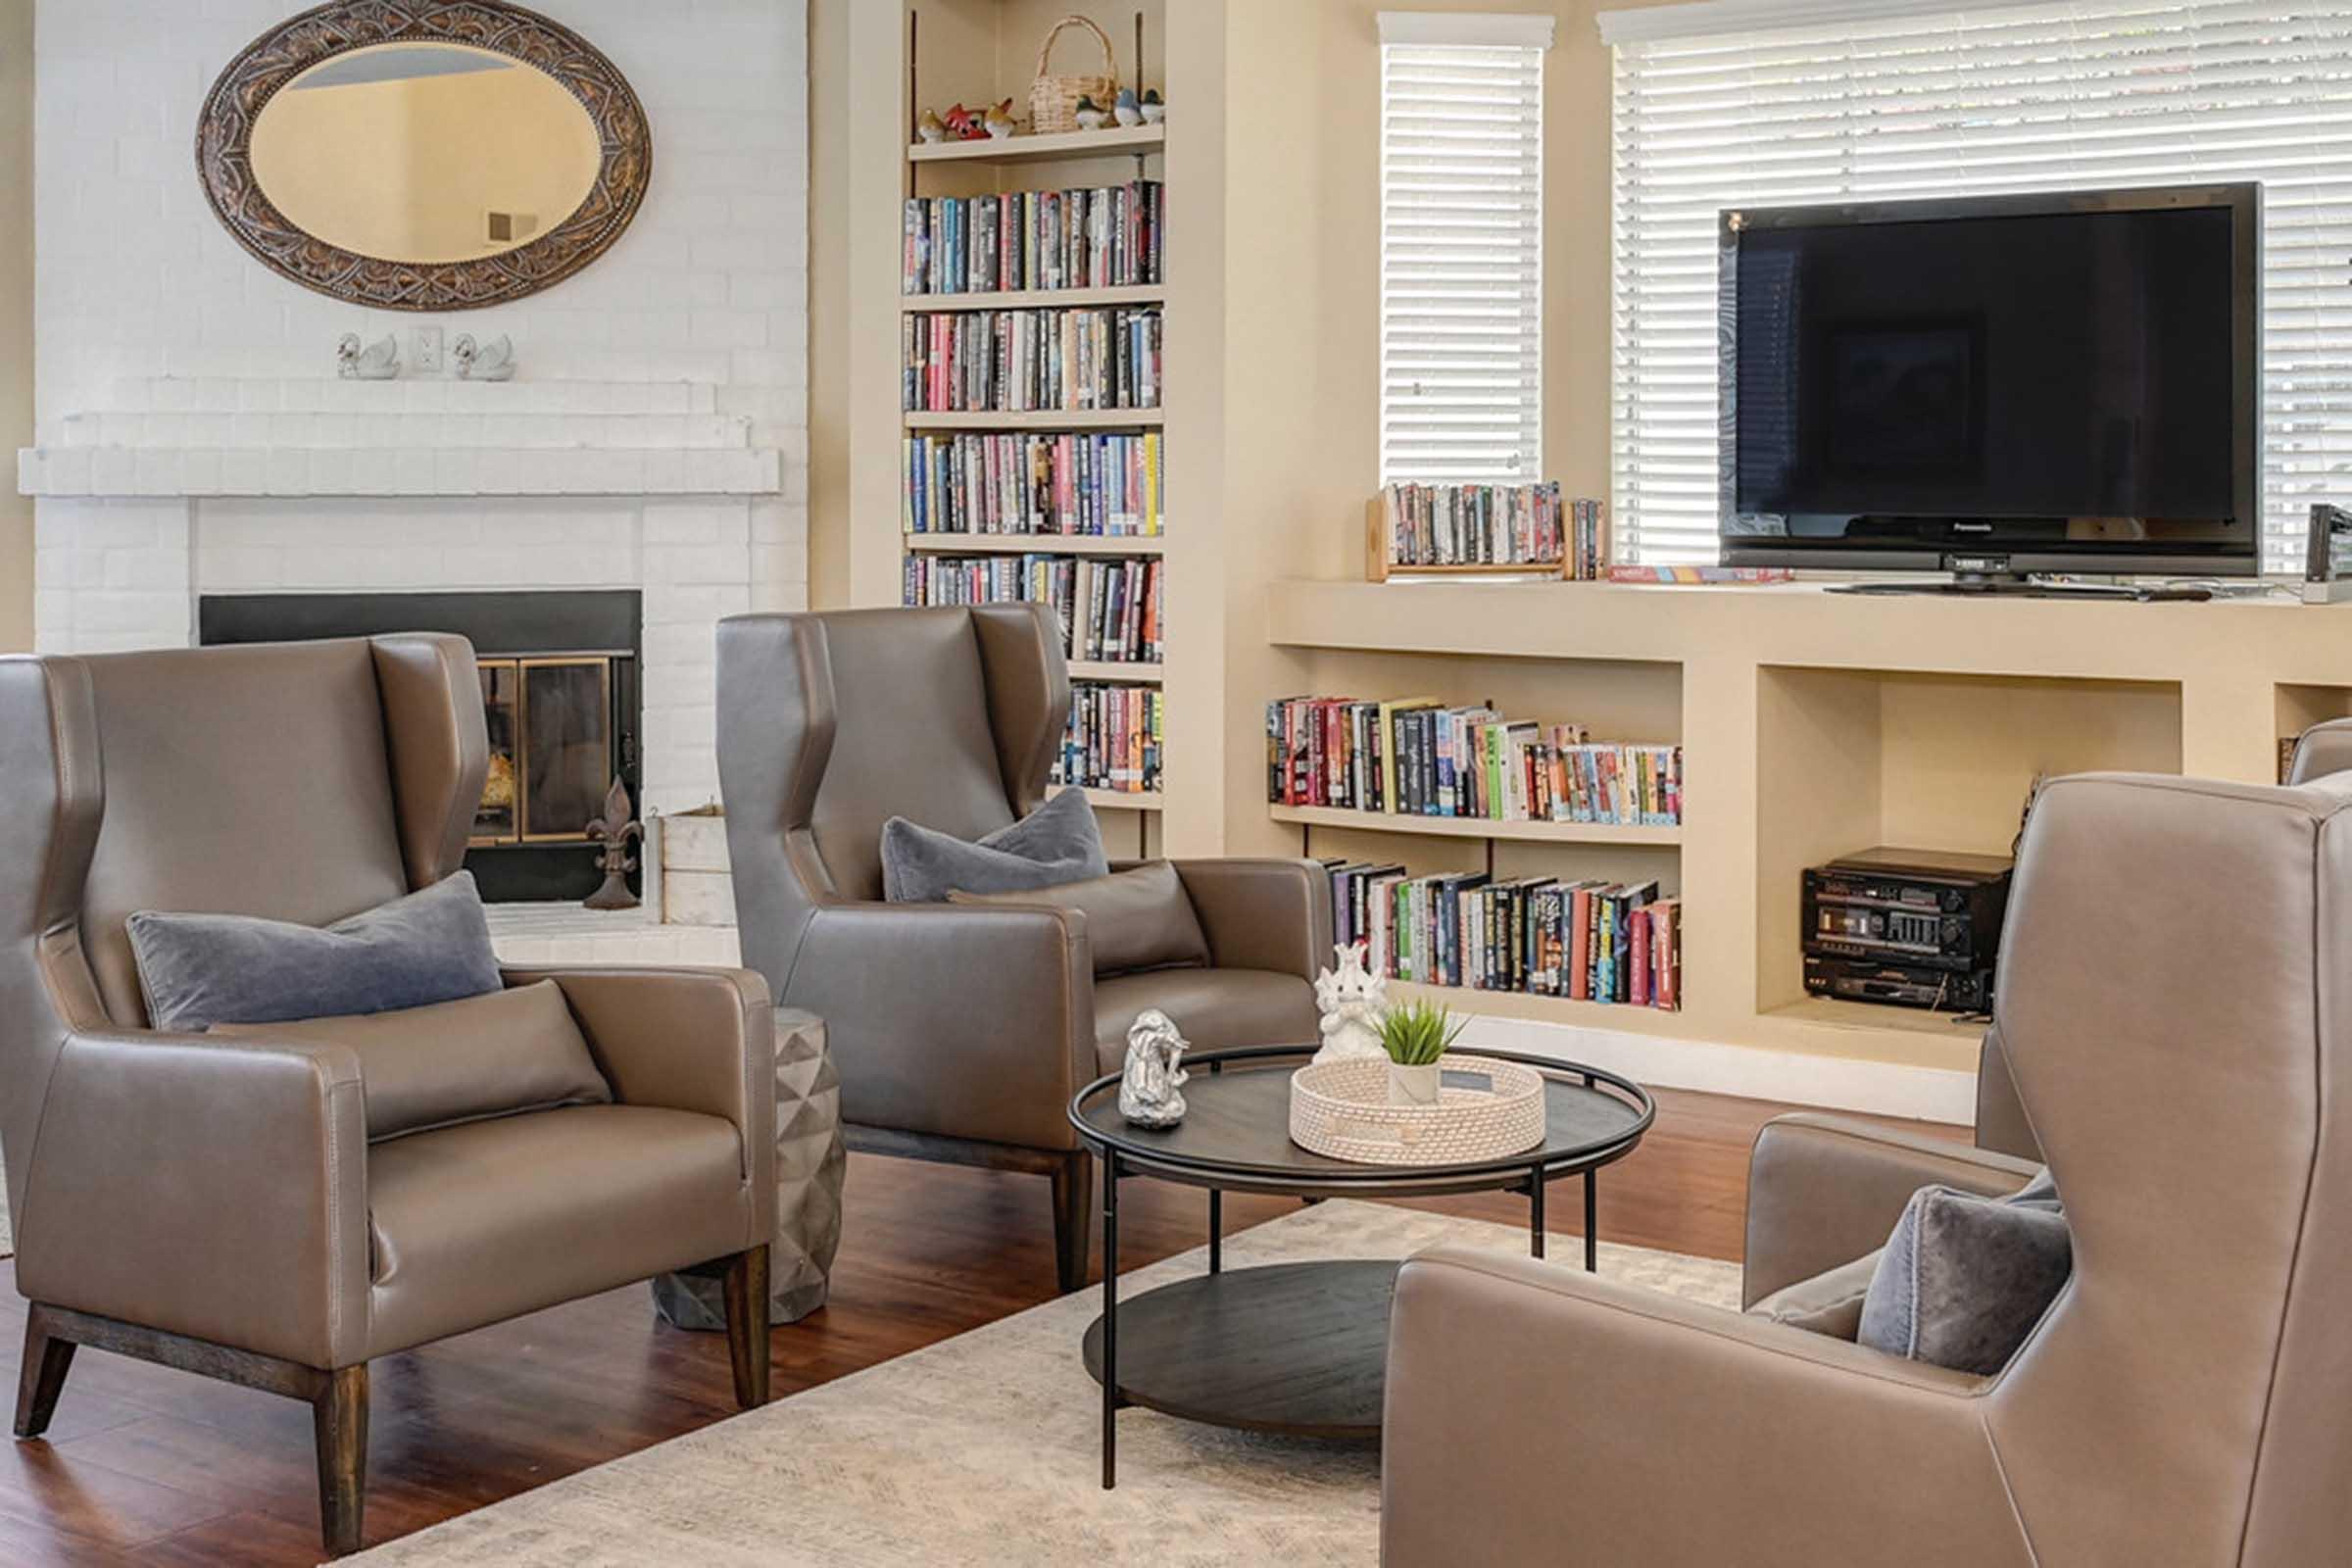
[1609, 0, 2352, 568]
[1380, 14, 1553, 483]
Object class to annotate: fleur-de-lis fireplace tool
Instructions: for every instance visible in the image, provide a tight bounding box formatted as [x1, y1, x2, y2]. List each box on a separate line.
[582, 776, 644, 911]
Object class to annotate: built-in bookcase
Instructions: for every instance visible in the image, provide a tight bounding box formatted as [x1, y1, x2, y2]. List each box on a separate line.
[888, 3, 1171, 854]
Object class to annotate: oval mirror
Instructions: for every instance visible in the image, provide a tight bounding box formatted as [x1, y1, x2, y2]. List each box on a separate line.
[197, 2, 650, 311]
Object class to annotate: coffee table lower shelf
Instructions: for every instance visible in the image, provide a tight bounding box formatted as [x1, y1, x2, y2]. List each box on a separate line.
[1080, 1260, 1398, 1440]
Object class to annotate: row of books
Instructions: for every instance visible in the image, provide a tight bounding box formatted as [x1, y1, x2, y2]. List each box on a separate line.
[902, 182, 1165, 296]
[903, 553, 1163, 665]
[1057, 682, 1163, 795]
[903, 431, 1163, 538]
[1267, 696, 1683, 826]
[1326, 862, 1683, 1009]
[1378, 483, 1607, 576]
[904, 308, 1162, 414]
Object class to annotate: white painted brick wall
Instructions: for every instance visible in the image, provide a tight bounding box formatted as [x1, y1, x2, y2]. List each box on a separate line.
[27, 0, 813, 822]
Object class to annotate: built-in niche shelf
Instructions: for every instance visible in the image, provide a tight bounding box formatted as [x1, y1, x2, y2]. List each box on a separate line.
[1268, 803, 1681, 847]
[904, 531, 1165, 557]
[903, 409, 1164, 431]
[1070, 660, 1163, 683]
[901, 284, 1166, 313]
[906, 123, 1164, 166]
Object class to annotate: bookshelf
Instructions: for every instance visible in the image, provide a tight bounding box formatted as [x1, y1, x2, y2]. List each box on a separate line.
[1268, 804, 1680, 848]
[874, 2, 1173, 853]
[902, 531, 1164, 557]
[907, 122, 1165, 166]
[900, 283, 1165, 313]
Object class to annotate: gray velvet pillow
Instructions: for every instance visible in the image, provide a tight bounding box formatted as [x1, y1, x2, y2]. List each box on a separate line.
[951, 861, 1210, 975]
[880, 788, 1109, 903]
[1858, 1173, 2072, 1375]
[127, 871, 505, 1033]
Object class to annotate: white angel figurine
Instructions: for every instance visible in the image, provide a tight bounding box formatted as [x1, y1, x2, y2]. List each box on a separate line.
[1312, 942, 1390, 1064]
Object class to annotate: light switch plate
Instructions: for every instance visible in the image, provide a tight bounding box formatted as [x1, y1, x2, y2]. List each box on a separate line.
[413, 326, 444, 373]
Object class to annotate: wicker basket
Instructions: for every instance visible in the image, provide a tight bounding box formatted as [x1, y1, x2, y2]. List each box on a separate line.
[1289, 1054, 1546, 1166]
[1029, 15, 1119, 135]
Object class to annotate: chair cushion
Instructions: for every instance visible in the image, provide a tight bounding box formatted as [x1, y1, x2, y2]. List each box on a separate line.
[952, 860, 1210, 976]
[126, 871, 502, 1033]
[1857, 1171, 2071, 1374]
[1747, 1249, 1882, 1341]
[881, 787, 1108, 903]
[216, 980, 611, 1142]
[1093, 966, 1320, 1075]
[363, 1102, 753, 1357]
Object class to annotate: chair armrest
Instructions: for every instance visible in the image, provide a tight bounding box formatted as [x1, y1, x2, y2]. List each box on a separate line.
[16, 1029, 370, 1370]
[783, 900, 1092, 1151]
[1742, 1112, 2041, 1307]
[1384, 1247, 2029, 1568]
[1169, 858, 1332, 980]
[502, 966, 778, 1205]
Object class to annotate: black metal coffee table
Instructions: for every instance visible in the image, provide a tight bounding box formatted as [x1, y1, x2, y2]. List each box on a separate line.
[1068, 1044, 1654, 1488]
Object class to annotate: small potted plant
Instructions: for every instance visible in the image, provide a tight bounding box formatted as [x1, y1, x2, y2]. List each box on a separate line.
[1377, 999, 1468, 1106]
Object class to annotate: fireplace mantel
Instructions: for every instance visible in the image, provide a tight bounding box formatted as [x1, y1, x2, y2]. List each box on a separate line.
[18, 375, 786, 499]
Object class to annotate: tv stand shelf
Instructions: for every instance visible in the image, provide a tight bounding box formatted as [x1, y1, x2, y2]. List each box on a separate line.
[1261, 578, 2352, 1118]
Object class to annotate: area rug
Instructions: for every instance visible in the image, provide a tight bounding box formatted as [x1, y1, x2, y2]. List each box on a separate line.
[347, 1200, 1741, 1566]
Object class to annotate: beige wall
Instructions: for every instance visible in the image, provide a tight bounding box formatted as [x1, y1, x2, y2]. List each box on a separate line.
[809, 0, 849, 609]
[0, 0, 27, 653]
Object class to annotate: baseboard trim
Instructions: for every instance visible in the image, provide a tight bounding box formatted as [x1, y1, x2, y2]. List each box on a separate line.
[1448, 1011, 1978, 1126]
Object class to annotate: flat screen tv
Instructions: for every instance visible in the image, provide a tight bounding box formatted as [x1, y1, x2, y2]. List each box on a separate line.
[1718, 184, 2261, 579]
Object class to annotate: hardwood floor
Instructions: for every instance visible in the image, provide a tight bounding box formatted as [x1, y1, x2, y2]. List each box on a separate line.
[0, 1089, 1959, 1564]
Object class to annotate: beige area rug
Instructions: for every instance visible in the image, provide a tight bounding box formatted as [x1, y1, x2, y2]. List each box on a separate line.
[348, 1200, 1741, 1567]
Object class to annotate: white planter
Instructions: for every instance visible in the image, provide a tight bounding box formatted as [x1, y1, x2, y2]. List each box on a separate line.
[1386, 1061, 1442, 1106]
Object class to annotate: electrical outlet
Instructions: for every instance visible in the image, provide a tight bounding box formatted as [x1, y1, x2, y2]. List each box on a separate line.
[413, 326, 444, 374]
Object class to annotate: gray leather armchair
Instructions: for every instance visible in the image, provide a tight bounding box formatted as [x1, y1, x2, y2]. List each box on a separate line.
[0, 637, 777, 1556]
[1385, 769, 2352, 1565]
[717, 605, 1329, 1291]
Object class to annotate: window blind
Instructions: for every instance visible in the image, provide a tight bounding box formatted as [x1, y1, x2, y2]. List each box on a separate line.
[1380, 16, 1553, 483]
[1609, 0, 2352, 569]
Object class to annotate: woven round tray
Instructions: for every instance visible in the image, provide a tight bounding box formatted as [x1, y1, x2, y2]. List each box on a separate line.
[1289, 1054, 1546, 1166]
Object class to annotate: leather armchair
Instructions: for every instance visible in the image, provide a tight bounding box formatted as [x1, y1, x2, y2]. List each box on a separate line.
[718, 605, 1329, 1290]
[0, 638, 777, 1556]
[1386, 770, 2352, 1565]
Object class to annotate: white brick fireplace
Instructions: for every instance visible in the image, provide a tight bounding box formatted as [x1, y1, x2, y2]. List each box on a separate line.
[24, 374, 785, 819]
[22, 0, 813, 912]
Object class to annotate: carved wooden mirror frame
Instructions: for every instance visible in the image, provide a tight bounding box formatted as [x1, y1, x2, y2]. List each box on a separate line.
[195, 0, 653, 311]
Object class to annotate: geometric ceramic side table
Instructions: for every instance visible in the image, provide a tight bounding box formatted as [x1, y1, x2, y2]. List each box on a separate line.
[654, 1007, 847, 1328]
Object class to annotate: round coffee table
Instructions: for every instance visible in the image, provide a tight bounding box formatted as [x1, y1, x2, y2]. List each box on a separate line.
[1067, 1044, 1654, 1488]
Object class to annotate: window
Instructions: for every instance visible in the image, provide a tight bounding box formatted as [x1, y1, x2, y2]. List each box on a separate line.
[1606, 0, 2352, 568]
[1379, 13, 1554, 484]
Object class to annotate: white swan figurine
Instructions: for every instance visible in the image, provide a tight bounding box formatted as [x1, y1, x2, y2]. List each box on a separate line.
[340, 332, 400, 380]
[454, 333, 516, 382]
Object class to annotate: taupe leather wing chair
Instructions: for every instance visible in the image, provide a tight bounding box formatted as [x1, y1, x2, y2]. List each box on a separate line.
[717, 605, 1329, 1291]
[0, 637, 776, 1556]
[1385, 769, 2352, 1566]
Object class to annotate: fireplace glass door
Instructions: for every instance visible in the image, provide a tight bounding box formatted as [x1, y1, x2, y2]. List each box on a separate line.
[471, 656, 618, 846]
[473, 661, 522, 846]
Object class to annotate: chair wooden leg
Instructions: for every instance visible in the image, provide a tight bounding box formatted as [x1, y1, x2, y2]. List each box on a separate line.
[312, 1364, 368, 1558]
[722, 1245, 771, 1409]
[14, 1307, 75, 1440]
[1052, 1152, 1094, 1294]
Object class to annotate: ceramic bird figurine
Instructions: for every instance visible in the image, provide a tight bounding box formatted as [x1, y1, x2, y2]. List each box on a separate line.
[942, 103, 988, 140]
[1141, 88, 1165, 125]
[341, 332, 399, 381]
[1113, 87, 1142, 126]
[1073, 94, 1109, 130]
[454, 333, 515, 382]
[916, 108, 948, 143]
[983, 99, 1018, 139]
